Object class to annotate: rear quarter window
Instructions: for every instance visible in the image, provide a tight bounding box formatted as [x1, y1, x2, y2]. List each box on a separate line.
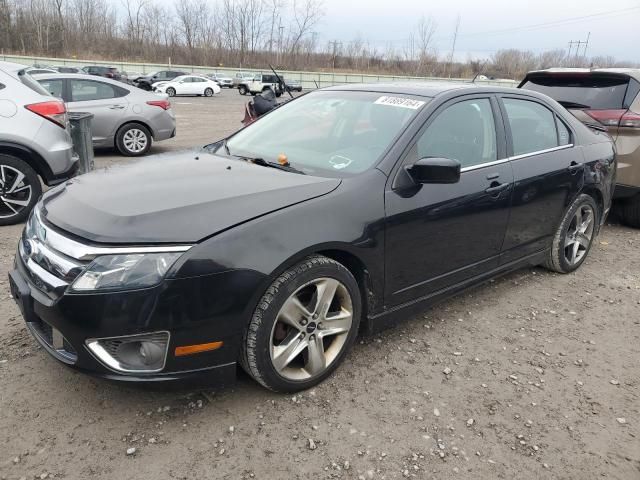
[521, 75, 630, 110]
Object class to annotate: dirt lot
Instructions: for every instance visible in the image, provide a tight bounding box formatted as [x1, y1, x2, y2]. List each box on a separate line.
[1, 90, 639, 480]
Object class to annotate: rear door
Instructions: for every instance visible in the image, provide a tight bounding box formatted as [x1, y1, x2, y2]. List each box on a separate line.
[498, 95, 583, 263]
[67, 78, 129, 145]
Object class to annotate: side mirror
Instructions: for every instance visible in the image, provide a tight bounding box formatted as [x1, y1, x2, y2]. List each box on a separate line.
[408, 157, 461, 184]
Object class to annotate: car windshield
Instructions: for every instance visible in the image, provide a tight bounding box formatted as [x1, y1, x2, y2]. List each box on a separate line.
[225, 90, 428, 177]
[521, 75, 631, 109]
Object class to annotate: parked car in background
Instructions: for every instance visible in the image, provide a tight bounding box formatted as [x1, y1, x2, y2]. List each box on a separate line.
[238, 73, 283, 97]
[25, 67, 57, 75]
[152, 75, 221, 97]
[233, 72, 255, 88]
[82, 65, 122, 82]
[519, 68, 640, 227]
[35, 73, 176, 156]
[284, 79, 302, 92]
[121, 71, 142, 85]
[8, 83, 615, 392]
[134, 70, 187, 91]
[53, 66, 82, 74]
[0, 62, 76, 225]
[207, 72, 234, 88]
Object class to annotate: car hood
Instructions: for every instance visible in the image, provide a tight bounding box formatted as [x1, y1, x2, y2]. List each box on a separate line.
[42, 150, 341, 244]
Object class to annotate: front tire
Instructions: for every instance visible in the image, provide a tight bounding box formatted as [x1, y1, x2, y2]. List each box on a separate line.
[115, 123, 152, 156]
[0, 154, 41, 226]
[618, 195, 640, 228]
[166, 87, 176, 97]
[239, 85, 248, 95]
[240, 255, 361, 392]
[544, 194, 599, 273]
[204, 88, 214, 97]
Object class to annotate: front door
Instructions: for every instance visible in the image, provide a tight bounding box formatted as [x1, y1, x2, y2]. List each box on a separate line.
[385, 96, 513, 307]
[67, 78, 128, 146]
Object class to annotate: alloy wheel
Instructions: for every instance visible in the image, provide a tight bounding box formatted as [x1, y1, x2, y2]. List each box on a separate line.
[122, 128, 148, 154]
[269, 277, 353, 381]
[0, 164, 33, 219]
[563, 204, 594, 266]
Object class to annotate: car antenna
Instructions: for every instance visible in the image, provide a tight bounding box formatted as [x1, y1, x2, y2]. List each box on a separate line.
[269, 64, 293, 99]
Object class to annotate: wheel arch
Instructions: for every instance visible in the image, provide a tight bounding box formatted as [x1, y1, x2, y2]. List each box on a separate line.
[264, 245, 379, 333]
[0, 141, 54, 184]
[115, 119, 155, 142]
[580, 186, 605, 225]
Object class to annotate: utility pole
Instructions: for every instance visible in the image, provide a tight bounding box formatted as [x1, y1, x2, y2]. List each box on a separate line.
[567, 34, 590, 66]
[448, 15, 461, 78]
[583, 31, 590, 59]
[329, 40, 342, 70]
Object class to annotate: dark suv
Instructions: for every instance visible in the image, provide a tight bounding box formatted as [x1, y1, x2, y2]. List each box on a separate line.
[519, 68, 640, 226]
[82, 65, 122, 82]
[134, 70, 187, 91]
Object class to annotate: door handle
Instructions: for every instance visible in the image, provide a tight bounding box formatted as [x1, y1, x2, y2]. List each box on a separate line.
[568, 161, 583, 174]
[485, 182, 510, 195]
[109, 105, 125, 110]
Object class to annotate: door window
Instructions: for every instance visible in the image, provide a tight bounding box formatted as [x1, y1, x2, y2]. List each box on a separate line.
[503, 98, 559, 155]
[416, 98, 497, 168]
[38, 79, 64, 99]
[70, 79, 126, 102]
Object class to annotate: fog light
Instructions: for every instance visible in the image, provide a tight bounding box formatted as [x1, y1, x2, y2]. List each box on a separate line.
[85, 332, 169, 374]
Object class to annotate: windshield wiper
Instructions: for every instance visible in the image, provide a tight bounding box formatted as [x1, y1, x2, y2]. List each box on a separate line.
[218, 140, 305, 174]
[244, 156, 306, 175]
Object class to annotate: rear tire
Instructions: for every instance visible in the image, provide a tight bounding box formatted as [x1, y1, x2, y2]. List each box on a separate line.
[239, 85, 248, 95]
[619, 195, 640, 228]
[0, 154, 41, 226]
[240, 255, 361, 392]
[115, 123, 152, 157]
[544, 193, 599, 273]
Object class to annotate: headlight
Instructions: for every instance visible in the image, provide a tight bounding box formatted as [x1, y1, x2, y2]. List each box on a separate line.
[71, 252, 182, 292]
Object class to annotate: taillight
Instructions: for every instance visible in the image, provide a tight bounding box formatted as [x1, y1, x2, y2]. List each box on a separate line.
[584, 109, 626, 127]
[147, 100, 171, 110]
[25, 100, 68, 128]
[620, 111, 640, 129]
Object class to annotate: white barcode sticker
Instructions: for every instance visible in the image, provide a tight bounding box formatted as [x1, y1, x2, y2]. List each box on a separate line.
[374, 96, 425, 110]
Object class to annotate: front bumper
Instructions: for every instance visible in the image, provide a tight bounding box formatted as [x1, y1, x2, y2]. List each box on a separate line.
[8, 253, 251, 387]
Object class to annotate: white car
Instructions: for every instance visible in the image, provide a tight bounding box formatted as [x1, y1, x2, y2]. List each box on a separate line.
[152, 75, 221, 97]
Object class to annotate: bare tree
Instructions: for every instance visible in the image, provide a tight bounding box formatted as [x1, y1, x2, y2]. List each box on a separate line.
[288, 0, 324, 55]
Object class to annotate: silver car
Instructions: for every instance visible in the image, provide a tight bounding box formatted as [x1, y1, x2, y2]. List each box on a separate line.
[0, 62, 76, 225]
[34, 73, 176, 156]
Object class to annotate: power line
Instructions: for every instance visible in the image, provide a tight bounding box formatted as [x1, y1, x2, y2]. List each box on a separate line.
[456, 6, 640, 38]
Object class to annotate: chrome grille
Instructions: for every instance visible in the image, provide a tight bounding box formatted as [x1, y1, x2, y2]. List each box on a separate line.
[20, 208, 86, 292]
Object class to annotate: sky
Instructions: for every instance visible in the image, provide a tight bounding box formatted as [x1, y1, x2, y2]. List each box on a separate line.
[315, 0, 640, 62]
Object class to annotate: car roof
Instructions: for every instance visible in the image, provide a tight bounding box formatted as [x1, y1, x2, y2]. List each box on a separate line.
[323, 82, 519, 98]
[30, 72, 129, 86]
[0, 61, 28, 76]
[524, 67, 640, 82]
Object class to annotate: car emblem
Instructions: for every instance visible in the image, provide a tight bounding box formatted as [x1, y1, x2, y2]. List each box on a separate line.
[23, 239, 37, 258]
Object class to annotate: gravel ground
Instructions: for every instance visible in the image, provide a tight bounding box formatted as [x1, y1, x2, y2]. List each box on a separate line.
[1, 90, 639, 480]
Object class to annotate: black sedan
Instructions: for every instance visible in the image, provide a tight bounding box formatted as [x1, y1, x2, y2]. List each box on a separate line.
[9, 84, 616, 392]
